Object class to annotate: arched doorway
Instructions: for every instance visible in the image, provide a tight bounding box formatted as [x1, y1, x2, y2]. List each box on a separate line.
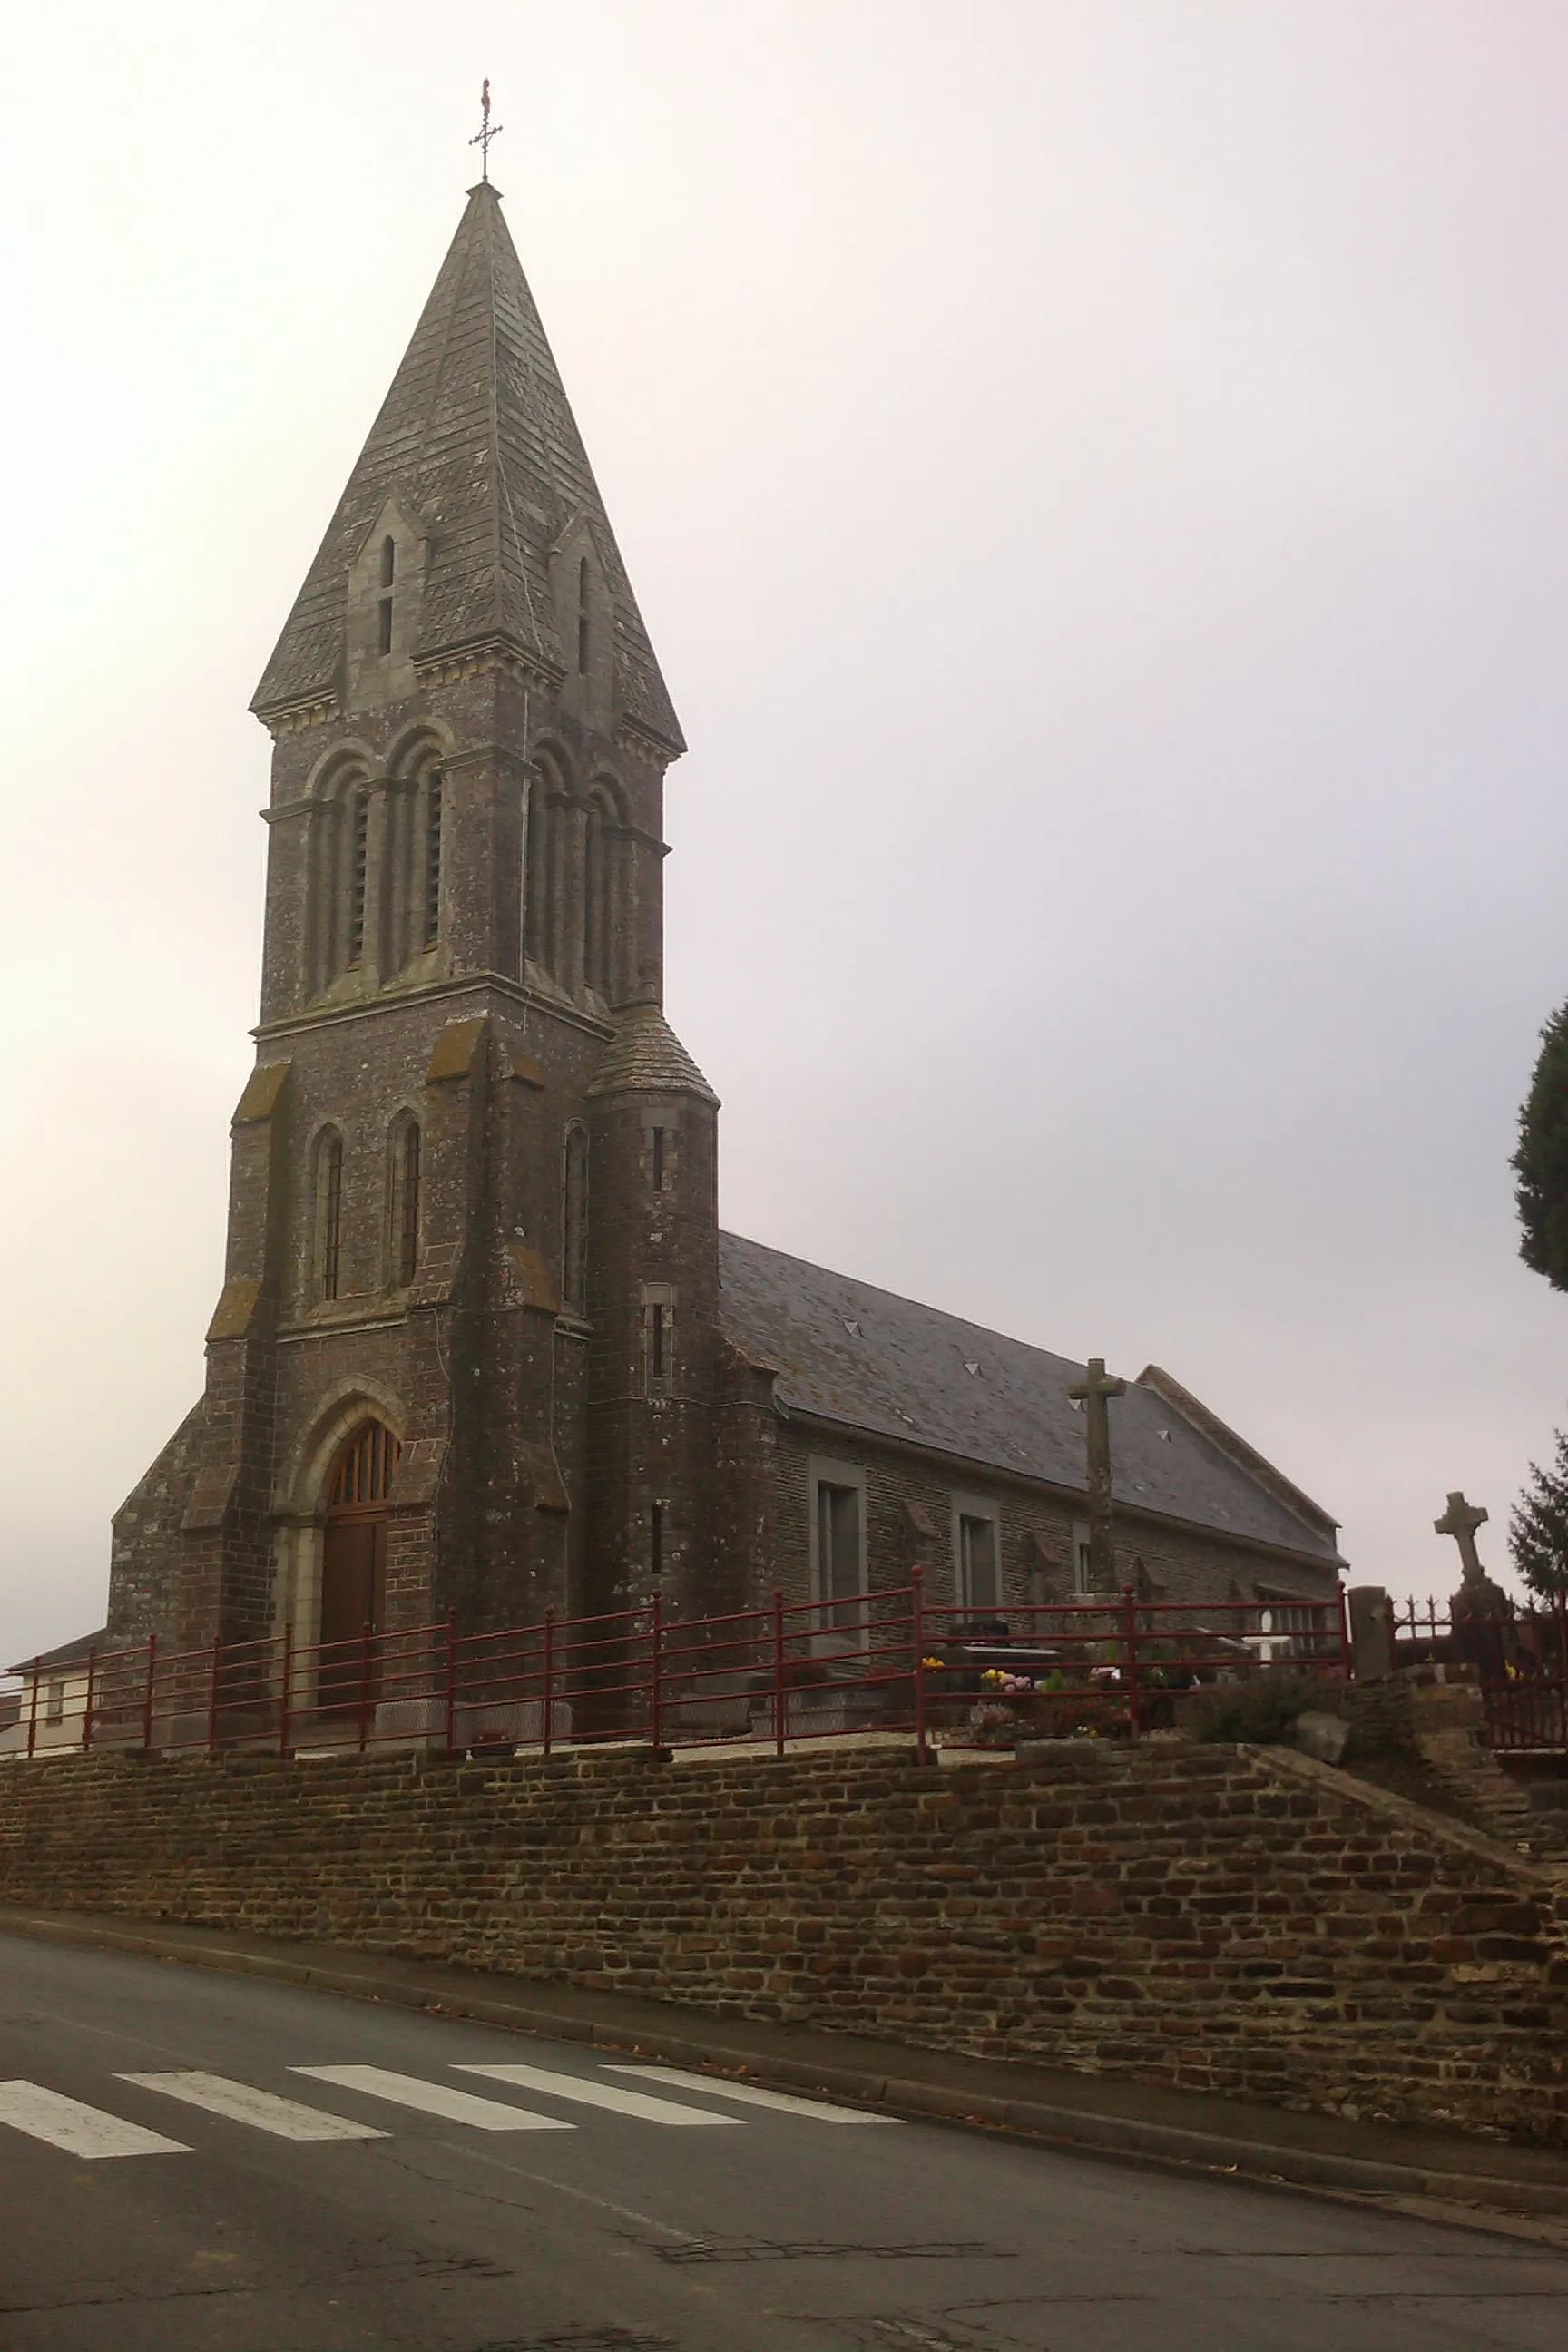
[318, 1422, 400, 1694]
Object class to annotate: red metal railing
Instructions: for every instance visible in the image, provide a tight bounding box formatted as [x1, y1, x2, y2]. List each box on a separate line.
[1, 1579, 1350, 1769]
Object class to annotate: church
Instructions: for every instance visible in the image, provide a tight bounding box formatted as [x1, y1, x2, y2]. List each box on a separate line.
[103, 175, 1345, 1669]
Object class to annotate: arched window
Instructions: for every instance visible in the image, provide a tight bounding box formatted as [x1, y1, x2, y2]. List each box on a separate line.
[387, 1117, 421, 1288]
[329, 1419, 401, 1511]
[377, 537, 395, 657]
[583, 801, 605, 996]
[422, 768, 443, 948]
[315, 1130, 345, 1301]
[346, 788, 370, 967]
[583, 783, 622, 1002]
[524, 763, 554, 975]
[563, 1124, 589, 1316]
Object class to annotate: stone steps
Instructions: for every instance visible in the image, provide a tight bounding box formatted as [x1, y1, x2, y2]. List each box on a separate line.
[1416, 1724, 1568, 1863]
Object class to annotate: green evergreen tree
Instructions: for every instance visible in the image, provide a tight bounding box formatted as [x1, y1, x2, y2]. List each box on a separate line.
[1509, 1428, 1568, 1600]
[1513, 999, 1568, 1290]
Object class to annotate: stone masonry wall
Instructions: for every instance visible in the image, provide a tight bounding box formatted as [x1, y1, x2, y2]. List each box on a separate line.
[2, 1740, 1564, 2145]
[771, 1424, 1338, 1616]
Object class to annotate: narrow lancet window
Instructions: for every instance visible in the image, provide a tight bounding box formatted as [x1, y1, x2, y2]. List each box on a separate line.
[390, 1119, 421, 1287]
[317, 1132, 344, 1302]
[577, 556, 591, 673]
[377, 537, 396, 656]
[423, 771, 443, 947]
[583, 803, 603, 993]
[348, 789, 369, 965]
[651, 1127, 666, 1194]
[524, 768, 552, 975]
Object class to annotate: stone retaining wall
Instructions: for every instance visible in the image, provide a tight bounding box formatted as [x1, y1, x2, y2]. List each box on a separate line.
[2, 1739, 1565, 2144]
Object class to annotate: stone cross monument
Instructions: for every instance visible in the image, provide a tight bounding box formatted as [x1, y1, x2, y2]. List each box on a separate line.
[1067, 1357, 1127, 1594]
[1434, 1490, 1488, 1581]
[1435, 1488, 1513, 1674]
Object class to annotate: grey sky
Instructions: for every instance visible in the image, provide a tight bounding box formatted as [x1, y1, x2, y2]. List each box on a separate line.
[4, 1, 1566, 1659]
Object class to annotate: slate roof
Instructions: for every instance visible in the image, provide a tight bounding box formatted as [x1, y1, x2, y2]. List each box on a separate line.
[717, 1234, 1342, 1566]
[252, 183, 682, 751]
[588, 1007, 719, 1104]
[6, 1627, 108, 1676]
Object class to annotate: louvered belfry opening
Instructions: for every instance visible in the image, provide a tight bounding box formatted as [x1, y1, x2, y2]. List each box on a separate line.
[319, 1422, 401, 1702]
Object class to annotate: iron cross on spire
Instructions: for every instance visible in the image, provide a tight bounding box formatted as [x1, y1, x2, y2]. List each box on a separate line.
[1067, 1357, 1127, 1594]
[1435, 1489, 1488, 1583]
[470, 79, 504, 182]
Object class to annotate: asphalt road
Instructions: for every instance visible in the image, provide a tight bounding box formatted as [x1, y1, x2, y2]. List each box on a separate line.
[2, 1933, 1565, 2351]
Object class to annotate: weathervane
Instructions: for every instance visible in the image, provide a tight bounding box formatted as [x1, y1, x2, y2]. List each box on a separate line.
[470, 79, 504, 181]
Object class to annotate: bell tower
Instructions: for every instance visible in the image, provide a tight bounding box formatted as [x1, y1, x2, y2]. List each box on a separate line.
[108, 175, 723, 1663]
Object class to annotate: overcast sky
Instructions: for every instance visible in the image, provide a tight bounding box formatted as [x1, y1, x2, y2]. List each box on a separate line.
[4, 0, 1567, 1661]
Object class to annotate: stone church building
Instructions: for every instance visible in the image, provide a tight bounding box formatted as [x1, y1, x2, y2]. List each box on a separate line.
[104, 180, 1344, 1666]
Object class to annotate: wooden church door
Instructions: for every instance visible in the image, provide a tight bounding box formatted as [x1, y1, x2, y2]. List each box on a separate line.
[318, 1422, 399, 1700]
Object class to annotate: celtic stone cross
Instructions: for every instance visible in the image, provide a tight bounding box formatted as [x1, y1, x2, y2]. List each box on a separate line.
[1434, 1489, 1488, 1583]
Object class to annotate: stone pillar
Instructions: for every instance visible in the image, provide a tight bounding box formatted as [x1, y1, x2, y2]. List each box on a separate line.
[1348, 1585, 1395, 1681]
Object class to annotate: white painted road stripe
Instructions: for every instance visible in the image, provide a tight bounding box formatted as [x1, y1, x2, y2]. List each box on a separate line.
[603, 2065, 897, 2123]
[0, 2081, 189, 2160]
[116, 2072, 387, 2141]
[455, 2063, 744, 2125]
[293, 2065, 575, 2132]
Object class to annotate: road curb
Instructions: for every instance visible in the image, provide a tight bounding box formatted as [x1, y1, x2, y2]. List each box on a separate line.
[5, 1907, 1567, 2223]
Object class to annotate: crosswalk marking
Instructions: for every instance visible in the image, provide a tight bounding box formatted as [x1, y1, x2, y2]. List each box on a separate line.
[0, 2080, 189, 2160]
[603, 2064, 897, 2123]
[455, 2062, 744, 2126]
[293, 2065, 576, 2132]
[116, 2072, 387, 2142]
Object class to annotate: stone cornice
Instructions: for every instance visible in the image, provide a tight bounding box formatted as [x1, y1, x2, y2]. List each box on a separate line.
[255, 694, 338, 740]
[414, 638, 560, 696]
[254, 971, 614, 1047]
[615, 717, 681, 765]
[441, 740, 535, 779]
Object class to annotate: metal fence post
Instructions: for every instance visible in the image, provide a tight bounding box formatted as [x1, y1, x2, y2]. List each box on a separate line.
[1121, 1583, 1142, 1740]
[142, 1633, 158, 1754]
[277, 1624, 292, 1759]
[911, 1567, 927, 1765]
[358, 1621, 374, 1753]
[25, 1656, 40, 1759]
[82, 1647, 97, 1754]
[542, 1608, 555, 1757]
[444, 1608, 458, 1757]
[1336, 1578, 1352, 1681]
[770, 1588, 787, 1757]
[649, 1589, 664, 1756]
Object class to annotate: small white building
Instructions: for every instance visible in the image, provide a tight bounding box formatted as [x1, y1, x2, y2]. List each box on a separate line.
[1, 1629, 106, 1757]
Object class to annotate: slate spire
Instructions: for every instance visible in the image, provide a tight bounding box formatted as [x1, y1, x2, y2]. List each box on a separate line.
[252, 181, 682, 753]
